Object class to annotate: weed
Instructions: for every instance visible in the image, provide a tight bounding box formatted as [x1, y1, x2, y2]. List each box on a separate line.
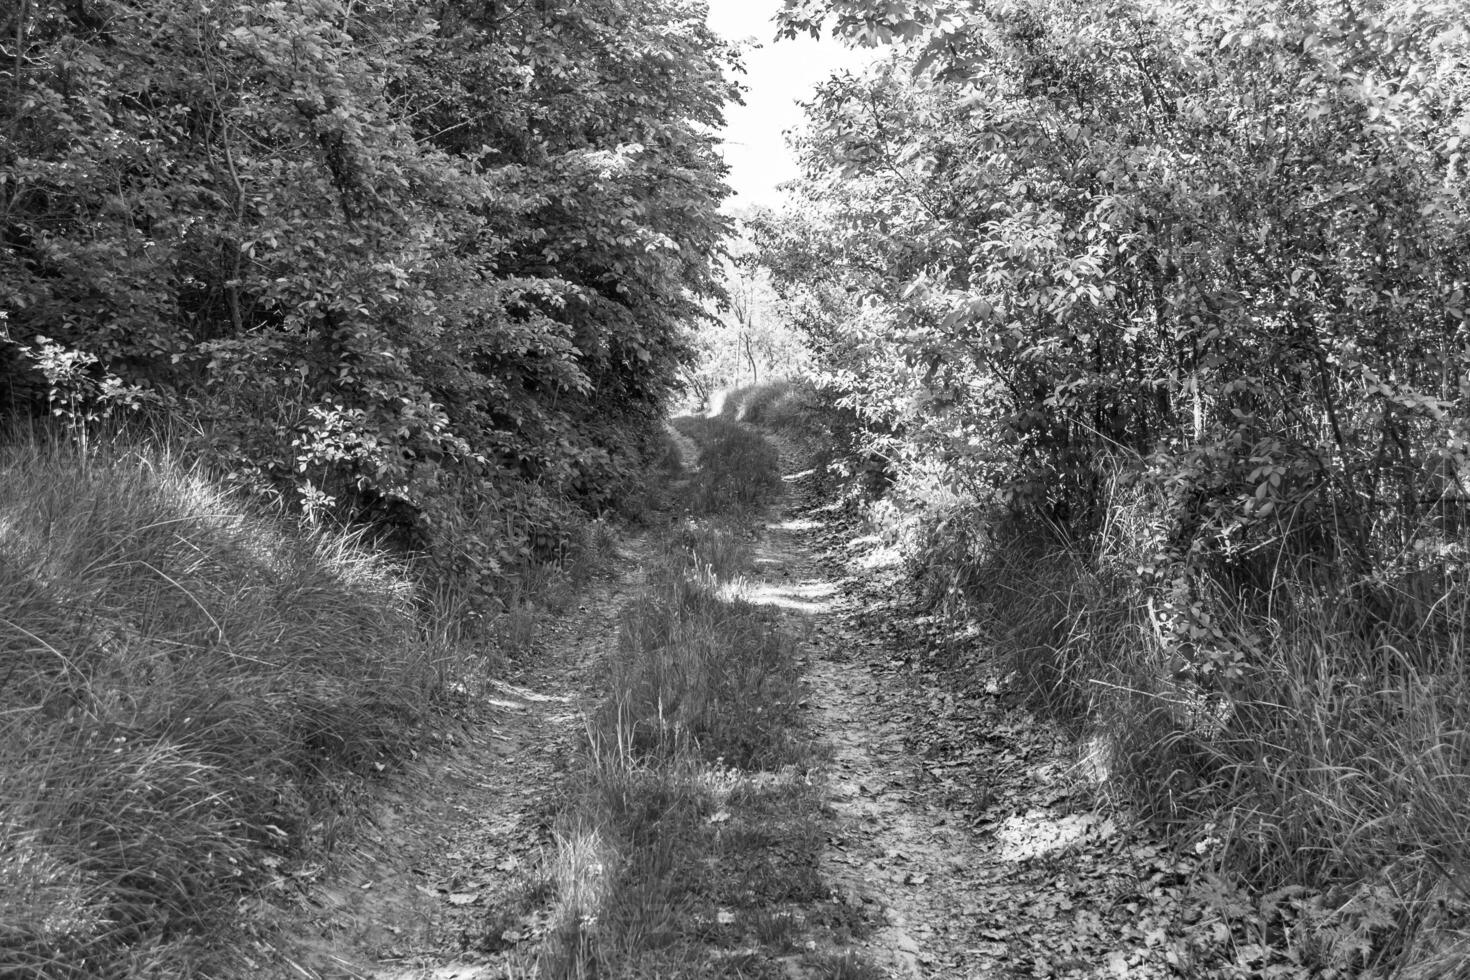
[592, 568, 804, 770]
[895, 488, 1470, 975]
[666, 518, 751, 581]
[745, 909, 801, 951]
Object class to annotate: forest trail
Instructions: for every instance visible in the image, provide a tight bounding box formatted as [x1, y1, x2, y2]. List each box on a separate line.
[267, 434, 1182, 979]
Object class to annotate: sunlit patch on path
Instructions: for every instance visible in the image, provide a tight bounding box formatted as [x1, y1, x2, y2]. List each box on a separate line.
[995, 812, 1117, 862]
[744, 574, 839, 614]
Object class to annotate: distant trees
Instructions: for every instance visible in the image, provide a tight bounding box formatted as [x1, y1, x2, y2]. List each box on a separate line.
[1, 0, 735, 592]
[688, 213, 811, 409]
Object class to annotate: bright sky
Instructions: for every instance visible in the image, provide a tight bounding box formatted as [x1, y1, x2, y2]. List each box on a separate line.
[706, 0, 877, 211]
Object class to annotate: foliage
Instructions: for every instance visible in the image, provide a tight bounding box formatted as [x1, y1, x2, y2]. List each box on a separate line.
[772, 0, 1470, 568]
[0, 0, 736, 599]
[763, 0, 1470, 972]
[687, 216, 813, 410]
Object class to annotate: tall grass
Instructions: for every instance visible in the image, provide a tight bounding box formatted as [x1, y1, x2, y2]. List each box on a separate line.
[535, 519, 815, 978]
[670, 415, 781, 515]
[0, 435, 465, 977]
[595, 560, 805, 771]
[901, 487, 1470, 976]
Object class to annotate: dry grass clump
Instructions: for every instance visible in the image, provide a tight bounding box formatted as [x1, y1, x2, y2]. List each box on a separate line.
[0, 436, 460, 977]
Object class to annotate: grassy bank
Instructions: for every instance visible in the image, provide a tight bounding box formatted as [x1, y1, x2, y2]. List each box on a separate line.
[0, 436, 483, 977]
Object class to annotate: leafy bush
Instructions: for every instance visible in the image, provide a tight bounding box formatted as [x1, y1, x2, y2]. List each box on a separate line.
[0, 436, 460, 976]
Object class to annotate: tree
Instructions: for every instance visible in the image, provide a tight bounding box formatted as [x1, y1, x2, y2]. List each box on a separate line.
[1, 0, 737, 592]
[764, 0, 1470, 577]
[690, 213, 812, 406]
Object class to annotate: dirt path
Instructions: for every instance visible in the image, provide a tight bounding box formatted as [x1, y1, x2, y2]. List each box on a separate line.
[260, 433, 1186, 979]
[747, 455, 1182, 979]
[259, 537, 655, 980]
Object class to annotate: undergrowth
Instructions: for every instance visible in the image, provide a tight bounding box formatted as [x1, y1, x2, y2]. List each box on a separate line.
[670, 415, 781, 515]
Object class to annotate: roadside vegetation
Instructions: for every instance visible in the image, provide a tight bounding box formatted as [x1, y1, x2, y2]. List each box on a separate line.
[0, 436, 446, 976]
[2, 0, 732, 608]
[2, 0, 731, 973]
[752, 0, 1470, 973]
[0, 428, 627, 978]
